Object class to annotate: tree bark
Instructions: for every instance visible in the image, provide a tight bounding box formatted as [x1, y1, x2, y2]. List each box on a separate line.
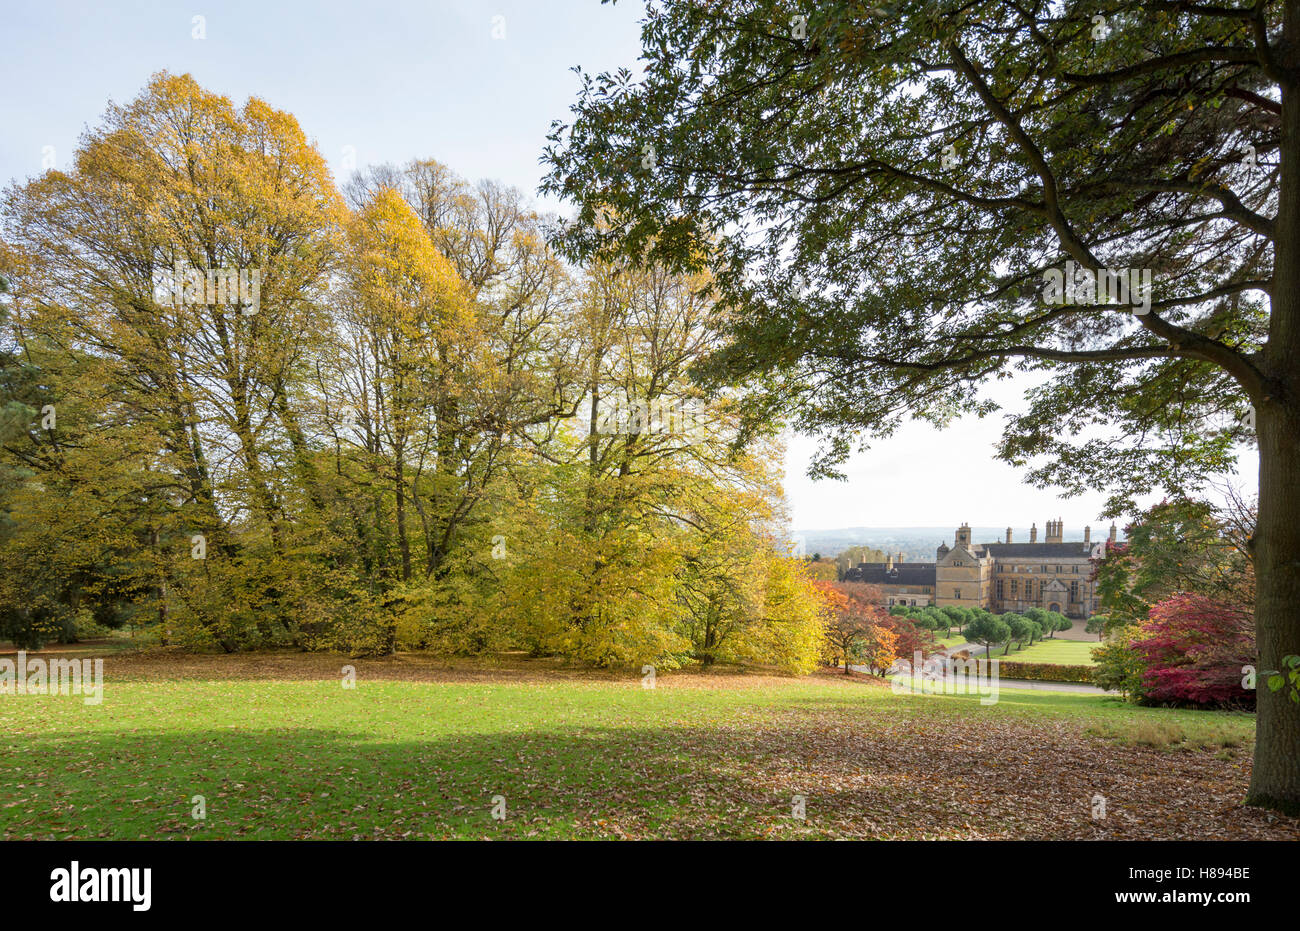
[1248, 400, 1300, 814]
[395, 456, 412, 583]
[1249, 17, 1300, 812]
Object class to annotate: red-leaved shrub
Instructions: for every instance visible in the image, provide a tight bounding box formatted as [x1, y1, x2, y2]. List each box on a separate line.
[1132, 593, 1255, 707]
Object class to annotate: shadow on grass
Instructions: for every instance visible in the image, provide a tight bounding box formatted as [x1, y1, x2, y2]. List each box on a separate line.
[3, 708, 1292, 841]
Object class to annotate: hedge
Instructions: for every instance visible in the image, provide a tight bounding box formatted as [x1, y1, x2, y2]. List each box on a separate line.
[992, 660, 1094, 684]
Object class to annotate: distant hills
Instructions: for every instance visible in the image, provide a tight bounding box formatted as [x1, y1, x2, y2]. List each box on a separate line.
[794, 526, 1096, 561]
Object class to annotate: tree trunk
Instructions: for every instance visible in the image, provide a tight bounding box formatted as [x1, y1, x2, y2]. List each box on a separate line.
[1248, 399, 1300, 814]
[1249, 24, 1300, 813]
[395, 456, 412, 583]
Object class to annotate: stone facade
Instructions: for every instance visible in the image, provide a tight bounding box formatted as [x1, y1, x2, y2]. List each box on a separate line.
[842, 519, 1115, 618]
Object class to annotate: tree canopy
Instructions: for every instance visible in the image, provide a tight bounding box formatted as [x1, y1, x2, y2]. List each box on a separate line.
[542, 0, 1300, 813]
[0, 73, 828, 676]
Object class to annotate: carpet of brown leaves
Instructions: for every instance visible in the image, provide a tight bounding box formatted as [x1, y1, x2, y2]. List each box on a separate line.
[662, 709, 1297, 840]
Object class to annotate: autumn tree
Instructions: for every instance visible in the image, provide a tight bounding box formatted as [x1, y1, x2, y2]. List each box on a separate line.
[877, 612, 933, 665]
[2, 72, 345, 651]
[338, 161, 583, 588]
[861, 621, 901, 677]
[0, 74, 862, 678]
[489, 250, 824, 672]
[819, 581, 885, 672]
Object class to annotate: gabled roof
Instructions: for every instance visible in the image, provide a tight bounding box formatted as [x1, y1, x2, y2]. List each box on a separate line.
[942, 542, 987, 562]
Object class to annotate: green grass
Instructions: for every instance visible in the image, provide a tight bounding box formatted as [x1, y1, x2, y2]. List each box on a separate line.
[935, 635, 967, 649]
[1083, 718, 1249, 753]
[993, 638, 1098, 665]
[0, 654, 1259, 840]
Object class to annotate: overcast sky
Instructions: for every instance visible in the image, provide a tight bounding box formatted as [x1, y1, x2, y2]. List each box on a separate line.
[1, 0, 1257, 531]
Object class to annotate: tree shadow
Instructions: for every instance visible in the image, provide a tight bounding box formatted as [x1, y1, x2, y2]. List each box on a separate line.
[4, 708, 1294, 840]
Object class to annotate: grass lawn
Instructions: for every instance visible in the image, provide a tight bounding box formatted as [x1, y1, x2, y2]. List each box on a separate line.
[0, 646, 1289, 841]
[994, 638, 1098, 666]
[935, 635, 967, 649]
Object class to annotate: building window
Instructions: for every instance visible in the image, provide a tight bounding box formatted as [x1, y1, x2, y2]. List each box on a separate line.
[910, 599, 916, 606]
[1010, 580, 1018, 597]
[954, 589, 962, 600]
[1071, 581, 1079, 601]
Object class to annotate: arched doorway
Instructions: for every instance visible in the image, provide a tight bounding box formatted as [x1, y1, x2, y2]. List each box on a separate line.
[1048, 602, 1061, 613]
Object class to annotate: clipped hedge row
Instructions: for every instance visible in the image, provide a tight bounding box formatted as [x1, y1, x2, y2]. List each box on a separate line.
[992, 660, 1095, 684]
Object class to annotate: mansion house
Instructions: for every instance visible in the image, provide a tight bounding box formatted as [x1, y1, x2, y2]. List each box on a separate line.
[841, 520, 1114, 619]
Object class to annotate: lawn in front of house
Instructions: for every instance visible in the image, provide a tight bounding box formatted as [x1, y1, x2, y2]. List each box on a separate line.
[0, 650, 1284, 840]
[994, 638, 1098, 665]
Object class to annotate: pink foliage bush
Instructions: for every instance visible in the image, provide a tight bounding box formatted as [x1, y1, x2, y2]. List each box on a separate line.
[1132, 593, 1256, 706]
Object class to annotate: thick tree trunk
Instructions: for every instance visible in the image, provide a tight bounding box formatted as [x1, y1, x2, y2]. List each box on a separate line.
[1248, 401, 1300, 814]
[1249, 28, 1300, 813]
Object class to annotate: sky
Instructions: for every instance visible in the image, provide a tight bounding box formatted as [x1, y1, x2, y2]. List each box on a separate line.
[0, 0, 1258, 532]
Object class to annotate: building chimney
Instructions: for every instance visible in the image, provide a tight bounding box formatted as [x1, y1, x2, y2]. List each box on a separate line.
[1084, 525, 1091, 543]
[1046, 518, 1063, 544]
[886, 554, 894, 571]
[1006, 527, 1013, 544]
[1030, 522, 1038, 543]
[896, 552, 904, 564]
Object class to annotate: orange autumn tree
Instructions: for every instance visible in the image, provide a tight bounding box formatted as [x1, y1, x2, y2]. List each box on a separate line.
[817, 581, 897, 675]
[861, 622, 899, 677]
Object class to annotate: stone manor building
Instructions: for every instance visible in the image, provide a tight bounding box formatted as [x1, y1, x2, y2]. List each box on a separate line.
[841, 520, 1114, 618]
